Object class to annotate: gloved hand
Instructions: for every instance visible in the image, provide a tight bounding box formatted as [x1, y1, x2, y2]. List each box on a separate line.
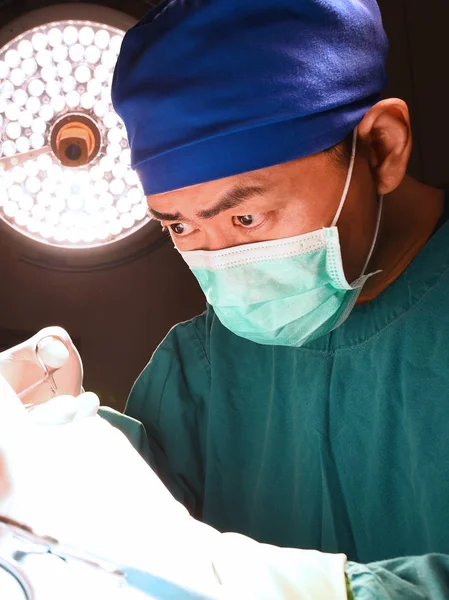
[0, 373, 223, 597]
[0, 374, 348, 599]
[0, 326, 98, 424]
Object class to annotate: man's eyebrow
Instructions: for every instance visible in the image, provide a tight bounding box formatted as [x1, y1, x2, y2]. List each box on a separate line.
[147, 184, 268, 222]
[147, 207, 184, 221]
[197, 184, 268, 219]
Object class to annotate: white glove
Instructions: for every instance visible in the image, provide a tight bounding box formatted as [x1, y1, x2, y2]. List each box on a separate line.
[0, 374, 222, 597]
[0, 326, 98, 424]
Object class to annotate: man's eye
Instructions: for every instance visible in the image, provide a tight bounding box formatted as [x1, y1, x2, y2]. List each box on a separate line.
[170, 223, 185, 235]
[169, 223, 193, 236]
[234, 214, 266, 228]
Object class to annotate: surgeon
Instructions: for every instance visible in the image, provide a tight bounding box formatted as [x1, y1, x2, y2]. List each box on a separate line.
[57, 0, 449, 596]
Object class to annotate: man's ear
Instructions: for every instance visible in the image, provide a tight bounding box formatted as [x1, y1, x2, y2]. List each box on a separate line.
[357, 98, 412, 195]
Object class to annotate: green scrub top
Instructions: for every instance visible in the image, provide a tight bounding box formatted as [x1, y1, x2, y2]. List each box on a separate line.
[104, 195, 449, 597]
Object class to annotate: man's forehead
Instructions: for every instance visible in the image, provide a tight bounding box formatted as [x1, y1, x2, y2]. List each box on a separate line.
[146, 181, 204, 207]
[146, 168, 272, 208]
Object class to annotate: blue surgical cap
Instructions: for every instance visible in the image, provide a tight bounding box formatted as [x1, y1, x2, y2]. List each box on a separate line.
[112, 0, 388, 195]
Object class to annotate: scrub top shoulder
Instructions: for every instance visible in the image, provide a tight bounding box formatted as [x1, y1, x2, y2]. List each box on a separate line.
[125, 195, 449, 565]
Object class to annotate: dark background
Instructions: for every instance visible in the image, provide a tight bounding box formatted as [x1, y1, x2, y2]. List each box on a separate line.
[0, 0, 448, 409]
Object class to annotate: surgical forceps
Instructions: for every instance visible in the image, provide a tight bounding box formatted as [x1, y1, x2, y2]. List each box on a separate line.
[16, 336, 67, 407]
[0, 515, 213, 599]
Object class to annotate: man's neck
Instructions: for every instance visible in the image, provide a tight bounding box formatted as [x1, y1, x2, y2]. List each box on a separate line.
[358, 176, 445, 303]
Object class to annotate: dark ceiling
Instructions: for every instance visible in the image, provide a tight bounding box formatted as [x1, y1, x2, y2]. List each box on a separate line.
[0, 0, 162, 26]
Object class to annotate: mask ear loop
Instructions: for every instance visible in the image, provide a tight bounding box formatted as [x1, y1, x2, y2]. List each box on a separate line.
[360, 194, 384, 277]
[331, 127, 358, 228]
[330, 127, 384, 278]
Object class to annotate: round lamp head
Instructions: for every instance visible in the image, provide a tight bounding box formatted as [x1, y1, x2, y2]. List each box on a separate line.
[0, 16, 151, 249]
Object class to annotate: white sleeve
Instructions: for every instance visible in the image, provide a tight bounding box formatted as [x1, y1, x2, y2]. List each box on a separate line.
[210, 532, 347, 599]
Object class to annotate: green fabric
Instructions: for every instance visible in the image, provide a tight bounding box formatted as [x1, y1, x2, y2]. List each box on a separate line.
[98, 406, 151, 460]
[347, 554, 449, 599]
[122, 204, 449, 596]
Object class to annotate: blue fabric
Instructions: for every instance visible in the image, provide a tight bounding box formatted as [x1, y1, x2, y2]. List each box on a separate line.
[123, 566, 213, 599]
[112, 0, 388, 194]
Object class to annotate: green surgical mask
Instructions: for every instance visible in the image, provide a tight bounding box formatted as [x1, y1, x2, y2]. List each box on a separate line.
[181, 129, 383, 347]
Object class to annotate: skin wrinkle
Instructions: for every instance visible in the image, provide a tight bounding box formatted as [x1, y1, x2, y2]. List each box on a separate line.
[197, 185, 269, 220]
[147, 99, 444, 301]
[148, 184, 269, 222]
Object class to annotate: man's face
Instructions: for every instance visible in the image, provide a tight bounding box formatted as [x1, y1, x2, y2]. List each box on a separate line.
[144, 99, 412, 285]
[148, 145, 366, 251]
[147, 141, 379, 282]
